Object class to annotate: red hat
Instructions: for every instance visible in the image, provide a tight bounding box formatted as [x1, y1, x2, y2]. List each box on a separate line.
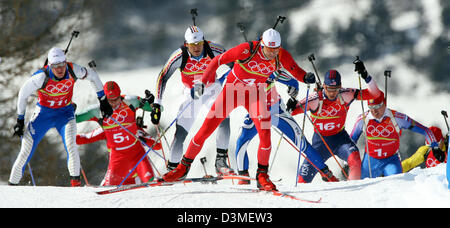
[430, 126, 443, 142]
[103, 81, 121, 99]
[368, 92, 385, 106]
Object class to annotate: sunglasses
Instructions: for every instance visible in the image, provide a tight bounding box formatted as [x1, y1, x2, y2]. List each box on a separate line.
[324, 86, 341, 92]
[368, 103, 384, 110]
[187, 41, 204, 46]
[50, 61, 67, 68]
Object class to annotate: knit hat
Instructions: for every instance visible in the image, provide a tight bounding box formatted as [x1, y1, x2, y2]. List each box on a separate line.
[261, 28, 281, 48]
[103, 81, 121, 99]
[48, 47, 66, 64]
[324, 70, 341, 86]
[185, 26, 204, 44]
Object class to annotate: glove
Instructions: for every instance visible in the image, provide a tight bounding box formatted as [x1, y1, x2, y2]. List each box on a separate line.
[432, 147, 446, 163]
[139, 90, 155, 111]
[353, 58, 368, 80]
[99, 96, 113, 118]
[303, 72, 316, 84]
[190, 82, 205, 100]
[286, 97, 298, 113]
[150, 103, 162, 125]
[13, 118, 25, 137]
[287, 85, 299, 98]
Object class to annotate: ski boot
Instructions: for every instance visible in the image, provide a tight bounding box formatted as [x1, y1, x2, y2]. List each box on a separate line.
[162, 156, 193, 182]
[70, 176, 81, 187]
[256, 164, 277, 191]
[320, 166, 339, 182]
[215, 149, 235, 176]
[237, 170, 251, 185]
[166, 161, 179, 172]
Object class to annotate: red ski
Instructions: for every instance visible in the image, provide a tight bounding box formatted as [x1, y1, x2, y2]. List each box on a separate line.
[232, 187, 322, 203]
[95, 175, 253, 195]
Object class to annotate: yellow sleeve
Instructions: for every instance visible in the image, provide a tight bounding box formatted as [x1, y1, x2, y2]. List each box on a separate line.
[401, 145, 430, 172]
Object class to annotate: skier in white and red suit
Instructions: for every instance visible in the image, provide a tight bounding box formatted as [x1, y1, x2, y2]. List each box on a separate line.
[162, 28, 317, 191]
[153, 26, 233, 175]
[76, 81, 162, 186]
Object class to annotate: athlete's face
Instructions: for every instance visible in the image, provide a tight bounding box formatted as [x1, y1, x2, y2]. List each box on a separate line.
[324, 85, 341, 100]
[369, 102, 386, 119]
[107, 96, 121, 109]
[187, 41, 204, 57]
[262, 46, 280, 60]
[50, 62, 67, 79]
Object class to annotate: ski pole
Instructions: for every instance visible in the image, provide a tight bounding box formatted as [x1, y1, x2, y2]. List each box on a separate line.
[110, 116, 165, 160]
[296, 84, 310, 186]
[306, 54, 348, 178]
[355, 56, 372, 178]
[444, 110, 450, 189]
[384, 70, 391, 104]
[441, 110, 449, 132]
[88, 60, 165, 160]
[272, 16, 286, 29]
[80, 165, 90, 186]
[272, 127, 334, 182]
[190, 8, 198, 26]
[117, 99, 195, 187]
[295, 99, 350, 179]
[28, 163, 36, 186]
[44, 30, 79, 67]
[200, 157, 210, 177]
[237, 22, 248, 42]
[269, 131, 283, 173]
[307, 53, 323, 88]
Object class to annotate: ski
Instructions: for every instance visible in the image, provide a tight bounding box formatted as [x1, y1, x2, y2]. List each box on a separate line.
[232, 187, 322, 203]
[95, 175, 253, 195]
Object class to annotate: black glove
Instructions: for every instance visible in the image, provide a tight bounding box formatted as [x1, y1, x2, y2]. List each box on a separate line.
[151, 103, 162, 125]
[353, 58, 368, 80]
[287, 85, 298, 98]
[303, 72, 316, 84]
[13, 118, 25, 137]
[286, 97, 298, 113]
[432, 147, 446, 163]
[139, 90, 155, 111]
[99, 96, 113, 118]
[142, 90, 155, 105]
[191, 83, 205, 99]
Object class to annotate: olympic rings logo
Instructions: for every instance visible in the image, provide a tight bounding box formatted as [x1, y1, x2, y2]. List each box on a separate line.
[319, 102, 342, 117]
[105, 109, 129, 125]
[247, 61, 276, 75]
[45, 80, 73, 94]
[366, 124, 395, 137]
[184, 59, 211, 72]
[426, 157, 439, 167]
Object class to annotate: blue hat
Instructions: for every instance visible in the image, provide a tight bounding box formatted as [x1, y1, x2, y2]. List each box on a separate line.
[324, 70, 341, 86]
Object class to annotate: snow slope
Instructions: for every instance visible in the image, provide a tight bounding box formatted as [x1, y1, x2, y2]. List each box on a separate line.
[0, 164, 448, 208]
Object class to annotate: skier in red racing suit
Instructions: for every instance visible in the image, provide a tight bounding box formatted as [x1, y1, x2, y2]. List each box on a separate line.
[162, 28, 317, 191]
[76, 81, 161, 186]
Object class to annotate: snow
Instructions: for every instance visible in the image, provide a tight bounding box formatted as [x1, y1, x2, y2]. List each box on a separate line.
[2, 0, 449, 209]
[0, 164, 448, 208]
